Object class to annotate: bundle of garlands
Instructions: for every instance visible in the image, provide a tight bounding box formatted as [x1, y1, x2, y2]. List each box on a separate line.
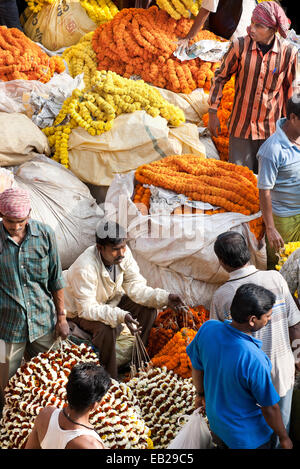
[91, 6, 224, 94]
[156, 0, 202, 20]
[26, 0, 118, 24]
[43, 70, 185, 167]
[135, 154, 259, 215]
[147, 305, 210, 358]
[0, 26, 65, 82]
[0, 340, 152, 449]
[62, 31, 97, 88]
[151, 327, 196, 378]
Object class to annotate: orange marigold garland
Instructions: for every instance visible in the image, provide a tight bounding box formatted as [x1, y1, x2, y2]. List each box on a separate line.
[248, 216, 265, 242]
[202, 76, 235, 161]
[91, 6, 224, 94]
[133, 184, 151, 215]
[151, 327, 196, 379]
[147, 305, 209, 358]
[0, 26, 65, 82]
[135, 154, 260, 216]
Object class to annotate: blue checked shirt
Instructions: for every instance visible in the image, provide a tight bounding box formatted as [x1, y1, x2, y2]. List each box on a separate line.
[0, 219, 65, 343]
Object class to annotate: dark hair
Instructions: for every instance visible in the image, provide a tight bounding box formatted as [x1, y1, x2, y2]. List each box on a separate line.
[286, 94, 300, 120]
[66, 362, 111, 412]
[95, 219, 126, 247]
[230, 283, 276, 324]
[214, 231, 251, 268]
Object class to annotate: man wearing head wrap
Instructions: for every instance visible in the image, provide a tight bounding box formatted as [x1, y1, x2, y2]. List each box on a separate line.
[63, 219, 187, 380]
[0, 187, 69, 414]
[207, 1, 297, 173]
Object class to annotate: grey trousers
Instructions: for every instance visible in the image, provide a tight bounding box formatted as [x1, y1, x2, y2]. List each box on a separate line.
[229, 136, 266, 174]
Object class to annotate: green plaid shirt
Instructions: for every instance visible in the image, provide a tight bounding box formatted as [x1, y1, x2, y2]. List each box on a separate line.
[0, 219, 65, 343]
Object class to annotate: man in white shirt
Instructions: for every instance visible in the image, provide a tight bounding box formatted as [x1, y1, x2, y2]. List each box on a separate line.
[176, 0, 257, 54]
[210, 231, 300, 448]
[63, 219, 187, 379]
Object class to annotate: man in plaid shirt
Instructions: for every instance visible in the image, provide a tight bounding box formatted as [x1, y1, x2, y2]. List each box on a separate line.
[0, 187, 69, 413]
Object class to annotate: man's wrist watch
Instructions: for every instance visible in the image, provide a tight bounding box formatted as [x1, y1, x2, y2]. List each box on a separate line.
[196, 391, 204, 397]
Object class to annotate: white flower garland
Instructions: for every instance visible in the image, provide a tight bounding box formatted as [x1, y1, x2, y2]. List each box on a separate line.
[127, 366, 196, 448]
[0, 342, 150, 449]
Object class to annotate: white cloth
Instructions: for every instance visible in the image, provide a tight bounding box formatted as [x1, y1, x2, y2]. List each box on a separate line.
[40, 409, 102, 449]
[202, 0, 219, 13]
[63, 245, 170, 327]
[210, 265, 300, 397]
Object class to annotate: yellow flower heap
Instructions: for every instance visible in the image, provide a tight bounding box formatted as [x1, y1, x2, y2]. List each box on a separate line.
[157, 0, 202, 20]
[43, 70, 185, 167]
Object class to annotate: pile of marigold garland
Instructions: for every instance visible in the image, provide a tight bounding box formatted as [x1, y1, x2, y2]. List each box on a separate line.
[91, 6, 223, 94]
[26, 0, 119, 24]
[0, 26, 64, 82]
[135, 154, 259, 215]
[43, 70, 185, 167]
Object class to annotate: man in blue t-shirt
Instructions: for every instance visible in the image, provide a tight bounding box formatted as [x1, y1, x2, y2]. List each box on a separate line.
[186, 283, 293, 449]
[257, 93, 300, 269]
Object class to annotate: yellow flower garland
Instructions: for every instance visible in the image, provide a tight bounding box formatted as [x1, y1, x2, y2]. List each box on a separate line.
[43, 70, 185, 168]
[157, 0, 202, 20]
[62, 31, 97, 88]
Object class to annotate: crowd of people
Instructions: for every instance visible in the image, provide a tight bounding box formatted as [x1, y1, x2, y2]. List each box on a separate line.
[0, 0, 299, 451]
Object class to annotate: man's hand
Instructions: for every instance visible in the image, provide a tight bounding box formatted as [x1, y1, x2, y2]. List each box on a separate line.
[55, 316, 69, 340]
[279, 436, 293, 449]
[174, 38, 190, 55]
[124, 313, 142, 336]
[168, 293, 188, 313]
[208, 111, 221, 138]
[195, 395, 206, 413]
[266, 227, 285, 252]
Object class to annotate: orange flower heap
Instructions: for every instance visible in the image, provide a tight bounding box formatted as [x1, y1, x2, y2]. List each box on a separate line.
[151, 327, 196, 378]
[135, 154, 260, 216]
[92, 6, 224, 94]
[0, 26, 65, 82]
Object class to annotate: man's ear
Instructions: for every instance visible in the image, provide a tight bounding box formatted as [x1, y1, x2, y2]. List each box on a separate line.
[248, 315, 256, 327]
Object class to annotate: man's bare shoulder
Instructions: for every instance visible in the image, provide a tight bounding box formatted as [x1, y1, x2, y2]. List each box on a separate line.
[66, 434, 105, 449]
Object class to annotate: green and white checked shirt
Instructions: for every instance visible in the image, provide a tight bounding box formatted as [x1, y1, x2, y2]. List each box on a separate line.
[0, 219, 65, 343]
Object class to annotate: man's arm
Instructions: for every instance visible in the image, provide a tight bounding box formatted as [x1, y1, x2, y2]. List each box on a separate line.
[259, 189, 284, 252]
[184, 8, 211, 40]
[51, 288, 69, 340]
[289, 321, 300, 372]
[192, 367, 206, 411]
[261, 404, 293, 449]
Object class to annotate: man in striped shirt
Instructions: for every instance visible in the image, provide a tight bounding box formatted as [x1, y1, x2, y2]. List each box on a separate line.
[210, 231, 300, 448]
[208, 1, 297, 173]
